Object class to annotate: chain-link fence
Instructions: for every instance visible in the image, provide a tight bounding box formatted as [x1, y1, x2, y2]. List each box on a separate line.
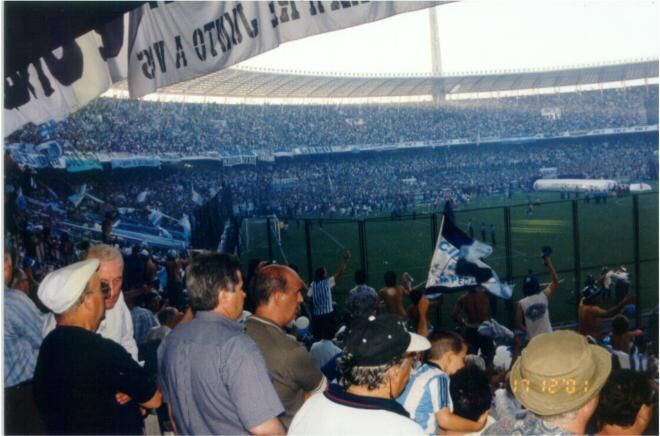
[239, 192, 658, 327]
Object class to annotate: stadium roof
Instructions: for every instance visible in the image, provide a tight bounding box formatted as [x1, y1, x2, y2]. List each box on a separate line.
[110, 59, 659, 100]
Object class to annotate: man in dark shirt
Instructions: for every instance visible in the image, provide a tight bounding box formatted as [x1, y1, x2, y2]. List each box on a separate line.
[34, 259, 162, 435]
[246, 264, 326, 429]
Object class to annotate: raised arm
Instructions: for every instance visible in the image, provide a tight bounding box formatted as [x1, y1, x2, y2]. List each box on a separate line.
[598, 294, 634, 319]
[543, 255, 560, 299]
[333, 251, 351, 281]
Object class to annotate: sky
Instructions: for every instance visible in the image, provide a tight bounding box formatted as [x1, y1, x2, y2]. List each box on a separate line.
[238, 0, 659, 75]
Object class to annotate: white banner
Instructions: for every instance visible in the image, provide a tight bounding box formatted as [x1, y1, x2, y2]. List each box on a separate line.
[127, 1, 438, 97]
[4, 14, 129, 136]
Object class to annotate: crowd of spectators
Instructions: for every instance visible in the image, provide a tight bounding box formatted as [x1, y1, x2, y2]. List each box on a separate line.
[19, 134, 654, 220]
[4, 234, 658, 435]
[6, 85, 658, 155]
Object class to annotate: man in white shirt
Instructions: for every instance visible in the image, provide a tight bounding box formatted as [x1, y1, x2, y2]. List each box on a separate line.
[289, 314, 430, 435]
[515, 252, 560, 341]
[43, 244, 138, 361]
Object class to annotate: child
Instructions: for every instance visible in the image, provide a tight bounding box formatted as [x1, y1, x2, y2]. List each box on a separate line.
[398, 330, 488, 434]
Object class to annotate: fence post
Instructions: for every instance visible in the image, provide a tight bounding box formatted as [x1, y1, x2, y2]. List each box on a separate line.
[430, 213, 438, 250]
[571, 200, 581, 311]
[504, 206, 514, 327]
[632, 194, 641, 328]
[304, 219, 313, 283]
[358, 220, 368, 279]
[266, 217, 273, 261]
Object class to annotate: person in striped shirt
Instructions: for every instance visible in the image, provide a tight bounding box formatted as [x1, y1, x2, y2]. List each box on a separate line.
[308, 251, 351, 341]
[398, 330, 488, 434]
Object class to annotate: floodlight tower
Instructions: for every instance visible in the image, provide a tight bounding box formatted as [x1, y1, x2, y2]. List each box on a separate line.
[429, 6, 446, 107]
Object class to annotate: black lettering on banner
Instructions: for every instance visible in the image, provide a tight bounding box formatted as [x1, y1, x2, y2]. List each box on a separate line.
[153, 40, 167, 73]
[43, 42, 84, 87]
[214, 17, 230, 52]
[235, 3, 259, 38]
[203, 22, 219, 58]
[5, 69, 34, 109]
[5, 40, 84, 109]
[137, 47, 156, 79]
[269, 2, 279, 28]
[33, 60, 55, 96]
[193, 28, 207, 60]
[331, 0, 366, 10]
[223, 11, 242, 45]
[95, 17, 125, 60]
[309, 1, 326, 15]
[270, 1, 301, 26]
[174, 35, 188, 68]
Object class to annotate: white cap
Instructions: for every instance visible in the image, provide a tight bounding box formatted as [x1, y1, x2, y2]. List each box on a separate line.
[38, 259, 100, 314]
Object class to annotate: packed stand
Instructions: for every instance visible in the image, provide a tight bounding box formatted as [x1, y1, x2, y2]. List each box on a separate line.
[4, 225, 659, 435]
[6, 85, 658, 155]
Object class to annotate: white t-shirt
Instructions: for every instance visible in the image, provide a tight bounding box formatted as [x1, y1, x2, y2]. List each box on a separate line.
[289, 391, 425, 435]
[519, 292, 552, 339]
[43, 292, 139, 361]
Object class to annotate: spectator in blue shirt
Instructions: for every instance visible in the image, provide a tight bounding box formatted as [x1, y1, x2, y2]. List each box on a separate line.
[4, 252, 46, 434]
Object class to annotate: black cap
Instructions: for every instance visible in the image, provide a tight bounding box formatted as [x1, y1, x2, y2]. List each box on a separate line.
[344, 314, 430, 366]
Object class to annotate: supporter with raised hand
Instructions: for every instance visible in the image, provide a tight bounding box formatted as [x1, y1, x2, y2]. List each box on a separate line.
[516, 248, 561, 340]
[579, 281, 634, 341]
[309, 250, 351, 341]
[245, 264, 327, 429]
[289, 314, 431, 435]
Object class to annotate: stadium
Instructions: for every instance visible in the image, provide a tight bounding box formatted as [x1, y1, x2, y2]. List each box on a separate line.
[3, 2, 659, 434]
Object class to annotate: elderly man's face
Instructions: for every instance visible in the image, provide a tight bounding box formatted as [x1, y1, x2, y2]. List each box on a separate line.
[86, 274, 106, 331]
[279, 270, 305, 325]
[97, 259, 123, 310]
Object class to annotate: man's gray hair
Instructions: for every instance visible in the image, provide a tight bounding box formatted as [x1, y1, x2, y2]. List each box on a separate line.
[87, 244, 124, 267]
[186, 253, 241, 311]
[337, 353, 404, 391]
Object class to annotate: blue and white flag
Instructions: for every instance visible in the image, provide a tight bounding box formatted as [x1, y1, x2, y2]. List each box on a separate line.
[68, 184, 87, 208]
[191, 185, 204, 206]
[425, 215, 512, 299]
[148, 208, 164, 227]
[179, 214, 192, 241]
[136, 190, 149, 203]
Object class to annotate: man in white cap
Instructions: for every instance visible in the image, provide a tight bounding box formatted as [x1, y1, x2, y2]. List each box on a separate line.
[289, 314, 431, 435]
[43, 244, 138, 361]
[484, 330, 611, 435]
[33, 259, 162, 435]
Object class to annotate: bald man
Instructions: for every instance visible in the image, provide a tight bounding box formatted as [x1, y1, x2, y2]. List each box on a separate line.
[245, 265, 327, 429]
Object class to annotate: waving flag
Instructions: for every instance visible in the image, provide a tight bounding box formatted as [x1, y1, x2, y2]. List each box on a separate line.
[179, 214, 192, 241]
[148, 208, 164, 227]
[191, 185, 204, 206]
[425, 215, 512, 299]
[136, 190, 149, 203]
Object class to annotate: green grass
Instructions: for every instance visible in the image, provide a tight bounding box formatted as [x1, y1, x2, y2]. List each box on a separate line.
[240, 188, 658, 328]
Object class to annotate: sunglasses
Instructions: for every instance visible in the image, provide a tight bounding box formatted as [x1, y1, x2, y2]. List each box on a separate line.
[100, 281, 111, 299]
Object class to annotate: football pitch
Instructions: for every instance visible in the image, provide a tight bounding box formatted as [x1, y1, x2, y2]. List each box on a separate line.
[240, 188, 658, 327]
